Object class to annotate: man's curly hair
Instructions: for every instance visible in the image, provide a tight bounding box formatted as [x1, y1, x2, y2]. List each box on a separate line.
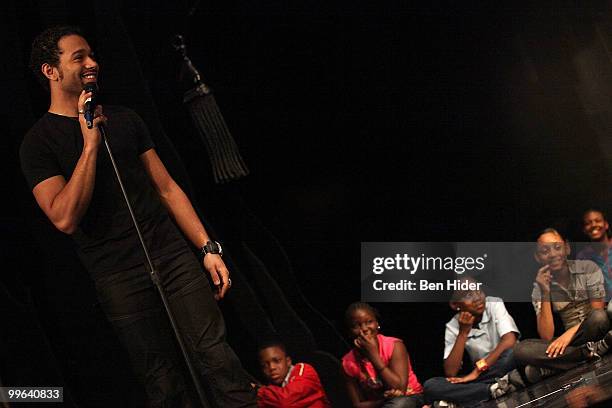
[29, 26, 83, 91]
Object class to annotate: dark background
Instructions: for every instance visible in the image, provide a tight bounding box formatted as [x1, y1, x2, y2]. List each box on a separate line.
[2, 0, 612, 405]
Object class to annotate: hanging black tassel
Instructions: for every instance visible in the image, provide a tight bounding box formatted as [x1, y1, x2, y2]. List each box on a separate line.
[174, 35, 249, 184]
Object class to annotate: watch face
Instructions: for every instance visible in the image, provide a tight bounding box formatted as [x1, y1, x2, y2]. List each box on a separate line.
[203, 241, 222, 255]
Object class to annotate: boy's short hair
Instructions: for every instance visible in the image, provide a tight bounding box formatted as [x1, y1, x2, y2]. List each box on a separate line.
[449, 276, 482, 302]
[257, 339, 287, 355]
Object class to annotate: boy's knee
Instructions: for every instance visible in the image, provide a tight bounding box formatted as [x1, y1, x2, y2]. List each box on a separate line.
[423, 376, 448, 399]
[424, 376, 442, 390]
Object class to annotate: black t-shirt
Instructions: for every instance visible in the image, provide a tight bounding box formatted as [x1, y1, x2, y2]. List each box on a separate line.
[20, 106, 185, 278]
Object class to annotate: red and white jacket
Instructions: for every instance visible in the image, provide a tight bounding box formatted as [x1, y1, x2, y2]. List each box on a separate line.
[257, 363, 331, 408]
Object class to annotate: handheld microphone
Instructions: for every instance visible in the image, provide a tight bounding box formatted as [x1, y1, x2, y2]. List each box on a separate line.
[83, 83, 98, 129]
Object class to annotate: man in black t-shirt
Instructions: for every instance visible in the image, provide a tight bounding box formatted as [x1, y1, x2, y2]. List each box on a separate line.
[20, 26, 257, 407]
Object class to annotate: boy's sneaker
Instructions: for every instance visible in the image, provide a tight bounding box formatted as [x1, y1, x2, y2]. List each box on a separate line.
[433, 401, 459, 408]
[524, 365, 558, 383]
[489, 374, 516, 398]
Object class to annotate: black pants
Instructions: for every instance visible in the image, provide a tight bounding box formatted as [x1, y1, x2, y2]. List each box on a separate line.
[513, 308, 610, 371]
[95, 247, 256, 408]
[424, 349, 516, 406]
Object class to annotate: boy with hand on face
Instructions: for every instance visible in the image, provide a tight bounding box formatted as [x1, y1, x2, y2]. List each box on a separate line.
[255, 341, 331, 408]
[423, 277, 521, 407]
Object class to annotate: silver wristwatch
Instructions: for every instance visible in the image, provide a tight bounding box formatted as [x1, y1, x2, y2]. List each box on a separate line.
[201, 240, 223, 257]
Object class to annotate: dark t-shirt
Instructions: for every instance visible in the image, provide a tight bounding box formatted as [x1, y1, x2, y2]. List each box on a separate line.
[20, 106, 185, 278]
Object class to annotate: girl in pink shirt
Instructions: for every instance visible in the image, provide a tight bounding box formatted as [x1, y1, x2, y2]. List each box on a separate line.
[342, 302, 424, 408]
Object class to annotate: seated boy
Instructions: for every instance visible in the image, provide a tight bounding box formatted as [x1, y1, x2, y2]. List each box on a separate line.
[424, 277, 521, 407]
[255, 341, 331, 408]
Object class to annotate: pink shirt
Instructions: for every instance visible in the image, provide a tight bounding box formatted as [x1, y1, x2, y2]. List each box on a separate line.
[342, 334, 423, 400]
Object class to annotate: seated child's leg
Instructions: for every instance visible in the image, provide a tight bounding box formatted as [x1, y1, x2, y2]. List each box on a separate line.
[571, 309, 610, 346]
[423, 377, 489, 405]
[514, 339, 587, 371]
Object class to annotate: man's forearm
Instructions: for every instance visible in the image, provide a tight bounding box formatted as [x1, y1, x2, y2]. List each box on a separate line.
[158, 181, 210, 248]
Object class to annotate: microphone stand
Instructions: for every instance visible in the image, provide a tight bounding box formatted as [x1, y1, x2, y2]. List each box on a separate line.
[97, 124, 211, 408]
